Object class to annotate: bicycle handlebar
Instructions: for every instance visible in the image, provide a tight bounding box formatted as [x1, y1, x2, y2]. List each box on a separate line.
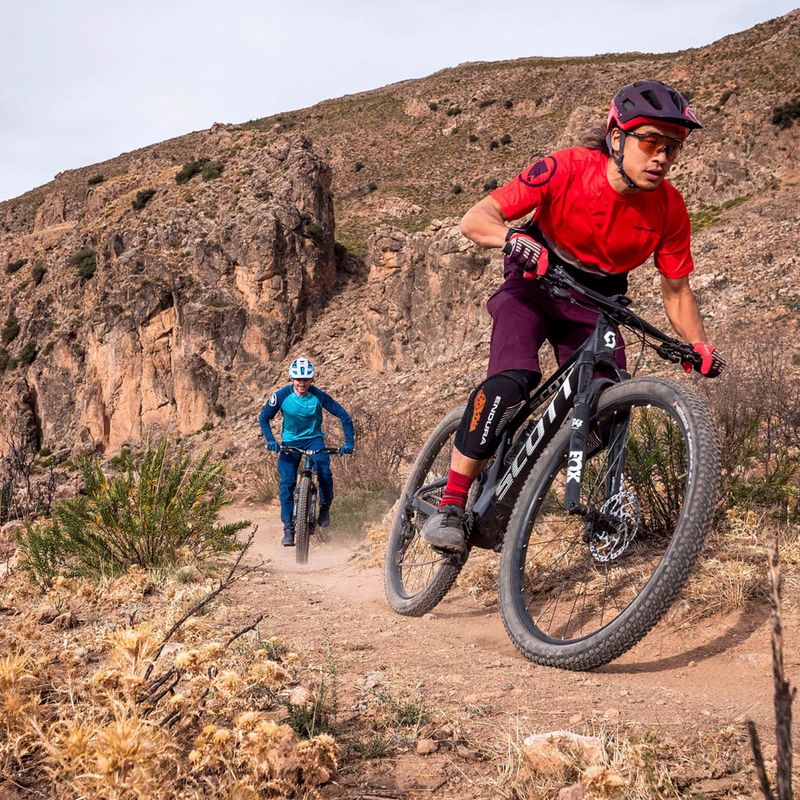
[541, 264, 701, 367]
[278, 446, 343, 456]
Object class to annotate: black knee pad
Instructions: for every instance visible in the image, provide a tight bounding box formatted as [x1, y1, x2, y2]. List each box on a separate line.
[455, 370, 540, 459]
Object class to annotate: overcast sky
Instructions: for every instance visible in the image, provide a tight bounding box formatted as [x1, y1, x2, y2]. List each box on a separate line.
[1, 0, 796, 202]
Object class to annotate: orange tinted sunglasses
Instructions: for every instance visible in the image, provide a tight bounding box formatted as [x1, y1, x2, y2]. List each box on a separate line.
[626, 130, 683, 160]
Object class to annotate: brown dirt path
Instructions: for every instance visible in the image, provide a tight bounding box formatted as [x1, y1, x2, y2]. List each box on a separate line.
[221, 503, 798, 799]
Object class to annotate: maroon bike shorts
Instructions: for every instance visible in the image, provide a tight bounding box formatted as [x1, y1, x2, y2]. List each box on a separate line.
[486, 274, 627, 377]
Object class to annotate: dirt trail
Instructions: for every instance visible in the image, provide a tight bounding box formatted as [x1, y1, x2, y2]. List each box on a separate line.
[222, 503, 797, 798]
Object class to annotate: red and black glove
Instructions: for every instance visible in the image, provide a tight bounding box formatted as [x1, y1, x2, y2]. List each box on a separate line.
[682, 342, 726, 378]
[502, 230, 549, 279]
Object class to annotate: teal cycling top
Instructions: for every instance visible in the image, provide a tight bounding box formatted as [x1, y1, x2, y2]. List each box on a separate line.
[258, 385, 354, 447]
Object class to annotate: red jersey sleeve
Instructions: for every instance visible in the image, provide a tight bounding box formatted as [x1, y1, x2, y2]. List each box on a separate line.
[654, 185, 694, 279]
[490, 155, 561, 222]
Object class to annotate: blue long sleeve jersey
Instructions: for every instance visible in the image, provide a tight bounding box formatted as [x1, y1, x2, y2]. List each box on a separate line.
[258, 385, 354, 447]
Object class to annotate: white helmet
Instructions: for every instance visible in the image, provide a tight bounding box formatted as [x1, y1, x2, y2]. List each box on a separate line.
[289, 357, 315, 379]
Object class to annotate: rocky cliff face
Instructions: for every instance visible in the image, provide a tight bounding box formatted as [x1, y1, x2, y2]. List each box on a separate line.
[0, 129, 341, 454]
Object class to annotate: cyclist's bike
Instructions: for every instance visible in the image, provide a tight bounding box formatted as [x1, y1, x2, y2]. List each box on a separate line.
[281, 446, 340, 565]
[384, 264, 721, 670]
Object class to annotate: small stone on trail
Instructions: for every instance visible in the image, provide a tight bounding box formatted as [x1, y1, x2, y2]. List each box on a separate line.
[558, 784, 585, 800]
[416, 738, 438, 755]
[422, 612, 437, 620]
[568, 712, 583, 725]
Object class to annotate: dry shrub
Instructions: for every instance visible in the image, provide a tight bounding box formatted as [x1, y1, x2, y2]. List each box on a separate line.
[335, 406, 421, 496]
[0, 562, 339, 798]
[247, 459, 280, 504]
[328, 407, 422, 535]
[678, 505, 800, 620]
[697, 335, 800, 517]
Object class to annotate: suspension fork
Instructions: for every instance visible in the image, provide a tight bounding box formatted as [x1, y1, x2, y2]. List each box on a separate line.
[563, 354, 596, 514]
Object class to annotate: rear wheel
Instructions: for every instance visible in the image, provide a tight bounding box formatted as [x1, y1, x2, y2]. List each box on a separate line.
[295, 476, 313, 565]
[499, 378, 720, 670]
[384, 407, 469, 616]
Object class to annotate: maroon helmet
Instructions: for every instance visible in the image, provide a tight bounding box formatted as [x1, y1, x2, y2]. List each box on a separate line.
[606, 80, 702, 134]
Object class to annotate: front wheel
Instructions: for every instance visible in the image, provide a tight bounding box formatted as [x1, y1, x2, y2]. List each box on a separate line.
[295, 476, 314, 565]
[384, 407, 468, 616]
[499, 378, 720, 670]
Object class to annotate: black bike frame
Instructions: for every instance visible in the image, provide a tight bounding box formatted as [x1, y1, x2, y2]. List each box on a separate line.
[408, 265, 700, 552]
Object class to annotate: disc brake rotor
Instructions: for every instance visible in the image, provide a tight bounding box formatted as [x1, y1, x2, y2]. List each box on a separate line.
[588, 486, 641, 563]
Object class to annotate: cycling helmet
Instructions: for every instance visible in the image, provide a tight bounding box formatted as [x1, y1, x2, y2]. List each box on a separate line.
[606, 80, 702, 134]
[605, 80, 701, 189]
[289, 357, 315, 379]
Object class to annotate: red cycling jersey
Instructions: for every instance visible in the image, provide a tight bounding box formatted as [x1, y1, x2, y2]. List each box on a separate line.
[490, 147, 693, 279]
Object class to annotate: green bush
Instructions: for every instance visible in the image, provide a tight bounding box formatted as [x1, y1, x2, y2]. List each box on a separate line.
[87, 174, 105, 186]
[132, 188, 156, 210]
[468, 134, 479, 143]
[500, 133, 512, 145]
[718, 89, 736, 107]
[18, 340, 37, 365]
[489, 140, 499, 150]
[503, 99, 514, 109]
[452, 184, 463, 195]
[16, 520, 65, 589]
[0, 347, 11, 371]
[354, 161, 365, 172]
[201, 160, 224, 181]
[5, 258, 28, 275]
[478, 98, 496, 109]
[175, 158, 210, 184]
[31, 264, 46, 286]
[428, 102, 439, 112]
[366, 182, 378, 193]
[69, 248, 97, 280]
[305, 222, 325, 243]
[16, 439, 250, 581]
[1, 311, 20, 345]
[771, 97, 800, 129]
[483, 178, 499, 191]
[445, 106, 461, 117]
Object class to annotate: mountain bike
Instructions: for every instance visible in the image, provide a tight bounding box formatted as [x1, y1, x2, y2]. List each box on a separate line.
[383, 264, 721, 670]
[281, 446, 340, 565]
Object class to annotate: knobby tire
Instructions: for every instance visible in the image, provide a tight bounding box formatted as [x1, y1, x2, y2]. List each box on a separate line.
[499, 377, 720, 670]
[384, 407, 468, 616]
[295, 476, 312, 565]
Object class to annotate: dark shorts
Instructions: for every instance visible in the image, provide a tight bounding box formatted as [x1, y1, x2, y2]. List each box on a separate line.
[486, 275, 626, 377]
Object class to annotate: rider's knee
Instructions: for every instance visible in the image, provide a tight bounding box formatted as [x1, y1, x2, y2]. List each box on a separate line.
[455, 370, 540, 459]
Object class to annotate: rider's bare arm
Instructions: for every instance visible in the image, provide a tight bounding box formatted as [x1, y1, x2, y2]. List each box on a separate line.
[460, 196, 509, 248]
[660, 275, 709, 344]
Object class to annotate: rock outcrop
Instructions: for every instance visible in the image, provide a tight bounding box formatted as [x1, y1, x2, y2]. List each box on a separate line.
[0, 130, 341, 453]
[363, 219, 497, 374]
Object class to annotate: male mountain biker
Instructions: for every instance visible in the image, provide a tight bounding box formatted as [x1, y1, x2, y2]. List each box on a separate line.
[259, 357, 355, 546]
[421, 80, 726, 554]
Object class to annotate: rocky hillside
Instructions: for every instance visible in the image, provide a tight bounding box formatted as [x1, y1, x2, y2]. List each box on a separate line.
[0, 10, 798, 470]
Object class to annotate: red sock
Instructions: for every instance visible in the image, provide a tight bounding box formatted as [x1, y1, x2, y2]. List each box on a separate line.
[440, 469, 475, 509]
